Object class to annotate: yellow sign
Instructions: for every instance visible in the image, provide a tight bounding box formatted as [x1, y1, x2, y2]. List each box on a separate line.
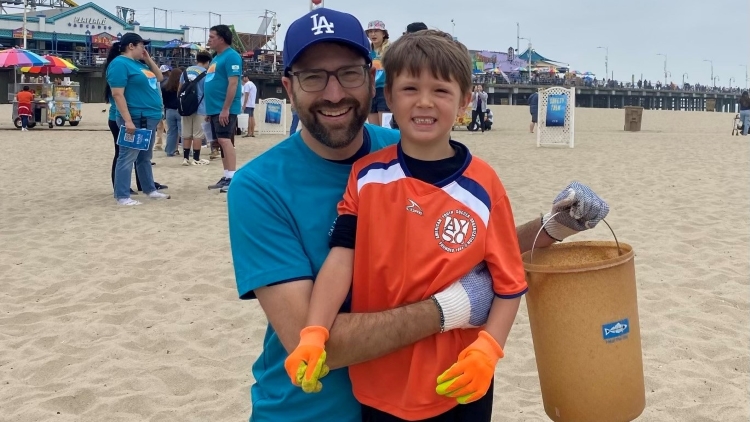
[12, 28, 33, 39]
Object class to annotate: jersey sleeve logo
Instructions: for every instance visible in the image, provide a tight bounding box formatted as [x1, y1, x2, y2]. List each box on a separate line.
[435, 210, 477, 253]
[406, 199, 423, 216]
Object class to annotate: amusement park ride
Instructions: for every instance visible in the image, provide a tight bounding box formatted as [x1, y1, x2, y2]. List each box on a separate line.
[1, 0, 78, 14]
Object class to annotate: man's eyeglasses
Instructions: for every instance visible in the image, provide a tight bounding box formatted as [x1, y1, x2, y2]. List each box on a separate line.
[288, 64, 370, 92]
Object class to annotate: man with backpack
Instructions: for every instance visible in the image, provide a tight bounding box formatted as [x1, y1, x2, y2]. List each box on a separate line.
[178, 51, 212, 165]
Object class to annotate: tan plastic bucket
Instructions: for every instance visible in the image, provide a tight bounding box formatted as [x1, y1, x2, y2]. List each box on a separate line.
[521, 228, 645, 422]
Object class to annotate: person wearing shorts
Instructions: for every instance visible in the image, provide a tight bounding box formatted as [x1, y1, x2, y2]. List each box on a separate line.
[241, 75, 257, 137]
[529, 90, 539, 133]
[180, 51, 212, 166]
[203, 24, 242, 192]
[366, 20, 390, 126]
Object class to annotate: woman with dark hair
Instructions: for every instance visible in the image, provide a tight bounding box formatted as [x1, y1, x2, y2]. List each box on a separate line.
[105, 32, 170, 206]
[161, 68, 183, 156]
[739, 91, 750, 136]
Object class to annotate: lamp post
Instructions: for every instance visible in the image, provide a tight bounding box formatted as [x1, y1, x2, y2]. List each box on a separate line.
[741, 64, 748, 89]
[657, 53, 667, 86]
[703, 59, 714, 86]
[682, 72, 688, 87]
[22, 0, 27, 49]
[712, 75, 720, 87]
[597, 46, 608, 81]
[729, 77, 735, 88]
[451, 19, 455, 38]
[520, 37, 531, 72]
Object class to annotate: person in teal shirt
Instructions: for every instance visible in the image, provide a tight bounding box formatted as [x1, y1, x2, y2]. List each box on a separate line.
[204, 24, 243, 193]
[227, 8, 611, 422]
[105, 32, 170, 206]
[365, 20, 391, 126]
[106, 55, 163, 122]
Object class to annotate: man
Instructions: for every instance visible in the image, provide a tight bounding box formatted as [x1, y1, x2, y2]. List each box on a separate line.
[179, 51, 212, 166]
[529, 90, 539, 133]
[227, 8, 609, 422]
[204, 24, 242, 193]
[16, 85, 33, 131]
[471, 84, 489, 133]
[241, 74, 257, 137]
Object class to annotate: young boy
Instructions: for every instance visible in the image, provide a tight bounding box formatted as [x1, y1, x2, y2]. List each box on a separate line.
[284, 30, 528, 421]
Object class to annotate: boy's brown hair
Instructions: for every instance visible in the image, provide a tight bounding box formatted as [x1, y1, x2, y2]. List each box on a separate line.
[381, 30, 473, 97]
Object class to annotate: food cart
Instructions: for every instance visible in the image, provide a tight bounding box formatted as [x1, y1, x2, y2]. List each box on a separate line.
[49, 78, 83, 126]
[8, 76, 83, 128]
[8, 79, 54, 129]
[453, 105, 473, 130]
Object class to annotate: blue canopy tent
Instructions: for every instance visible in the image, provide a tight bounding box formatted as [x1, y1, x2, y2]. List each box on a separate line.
[161, 39, 183, 49]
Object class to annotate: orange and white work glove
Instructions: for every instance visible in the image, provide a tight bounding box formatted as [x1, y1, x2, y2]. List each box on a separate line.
[435, 331, 504, 404]
[284, 326, 331, 393]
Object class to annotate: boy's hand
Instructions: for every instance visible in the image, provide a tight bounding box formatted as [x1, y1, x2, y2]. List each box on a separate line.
[543, 181, 609, 241]
[284, 326, 330, 393]
[435, 331, 504, 404]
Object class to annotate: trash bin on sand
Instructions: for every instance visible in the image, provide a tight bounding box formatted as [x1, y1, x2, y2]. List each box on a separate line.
[521, 224, 645, 422]
[624, 106, 644, 132]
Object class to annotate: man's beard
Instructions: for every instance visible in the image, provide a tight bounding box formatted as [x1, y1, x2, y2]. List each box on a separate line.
[294, 86, 372, 149]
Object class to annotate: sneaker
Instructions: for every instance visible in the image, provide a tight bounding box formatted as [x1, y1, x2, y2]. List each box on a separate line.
[117, 198, 141, 206]
[182, 158, 191, 166]
[147, 191, 170, 200]
[155, 182, 168, 190]
[209, 149, 220, 160]
[129, 188, 139, 195]
[219, 178, 232, 193]
[193, 158, 210, 165]
[208, 177, 228, 190]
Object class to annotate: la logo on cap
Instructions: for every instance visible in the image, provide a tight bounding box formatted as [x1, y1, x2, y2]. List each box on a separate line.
[310, 13, 334, 35]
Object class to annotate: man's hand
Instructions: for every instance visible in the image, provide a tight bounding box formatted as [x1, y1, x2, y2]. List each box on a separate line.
[284, 326, 330, 393]
[436, 331, 504, 404]
[219, 109, 230, 126]
[432, 262, 494, 332]
[542, 181, 609, 241]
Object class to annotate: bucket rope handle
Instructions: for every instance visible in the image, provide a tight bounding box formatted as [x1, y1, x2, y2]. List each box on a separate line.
[529, 212, 622, 264]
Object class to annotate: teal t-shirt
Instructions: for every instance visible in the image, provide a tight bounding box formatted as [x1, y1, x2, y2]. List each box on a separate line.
[105, 56, 162, 120]
[204, 48, 243, 116]
[371, 49, 386, 88]
[227, 124, 401, 422]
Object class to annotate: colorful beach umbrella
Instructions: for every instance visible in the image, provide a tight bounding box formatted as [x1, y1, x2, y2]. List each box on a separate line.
[20, 55, 78, 74]
[20, 65, 74, 74]
[0, 48, 50, 67]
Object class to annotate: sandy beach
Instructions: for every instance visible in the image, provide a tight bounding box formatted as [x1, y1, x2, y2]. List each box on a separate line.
[0, 102, 747, 422]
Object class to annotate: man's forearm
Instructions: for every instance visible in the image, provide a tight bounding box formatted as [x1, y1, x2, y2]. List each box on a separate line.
[516, 216, 556, 254]
[325, 299, 440, 370]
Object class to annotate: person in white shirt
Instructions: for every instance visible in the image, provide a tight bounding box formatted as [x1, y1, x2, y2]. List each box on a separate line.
[241, 75, 257, 137]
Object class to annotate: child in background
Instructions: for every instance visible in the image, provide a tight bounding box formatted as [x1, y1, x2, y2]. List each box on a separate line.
[285, 30, 527, 421]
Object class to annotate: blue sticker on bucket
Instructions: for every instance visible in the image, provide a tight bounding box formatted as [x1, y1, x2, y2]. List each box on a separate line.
[602, 319, 630, 342]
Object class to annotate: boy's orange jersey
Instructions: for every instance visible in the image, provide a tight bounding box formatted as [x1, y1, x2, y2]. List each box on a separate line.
[337, 142, 527, 420]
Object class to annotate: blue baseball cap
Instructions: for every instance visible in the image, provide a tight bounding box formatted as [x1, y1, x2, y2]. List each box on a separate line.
[282, 8, 371, 73]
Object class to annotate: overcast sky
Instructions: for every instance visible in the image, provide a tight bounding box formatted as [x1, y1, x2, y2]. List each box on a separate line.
[96, 0, 749, 88]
